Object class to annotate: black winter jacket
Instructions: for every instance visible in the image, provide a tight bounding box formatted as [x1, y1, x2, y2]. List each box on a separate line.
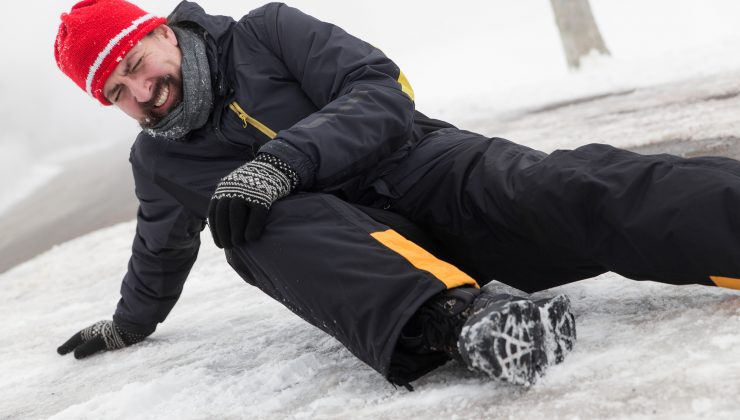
[114, 1, 452, 334]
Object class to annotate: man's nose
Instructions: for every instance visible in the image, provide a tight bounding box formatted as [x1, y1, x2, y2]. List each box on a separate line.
[128, 77, 153, 103]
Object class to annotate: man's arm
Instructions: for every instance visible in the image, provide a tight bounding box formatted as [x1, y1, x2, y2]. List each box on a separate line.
[252, 3, 416, 190]
[114, 158, 204, 335]
[58, 151, 204, 358]
[208, 3, 416, 248]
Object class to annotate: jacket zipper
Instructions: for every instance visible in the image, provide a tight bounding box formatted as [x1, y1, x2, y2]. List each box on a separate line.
[228, 101, 277, 140]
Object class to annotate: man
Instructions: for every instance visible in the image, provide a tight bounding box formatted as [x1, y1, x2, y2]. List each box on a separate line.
[54, 0, 740, 389]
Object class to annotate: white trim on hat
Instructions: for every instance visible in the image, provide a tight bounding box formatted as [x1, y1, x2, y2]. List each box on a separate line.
[85, 13, 158, 97]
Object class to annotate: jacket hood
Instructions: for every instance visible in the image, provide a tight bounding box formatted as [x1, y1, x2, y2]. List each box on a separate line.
[167, 1, 235, 43]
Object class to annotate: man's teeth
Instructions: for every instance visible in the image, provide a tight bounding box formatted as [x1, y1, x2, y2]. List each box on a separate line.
[154, 84, 169, 107]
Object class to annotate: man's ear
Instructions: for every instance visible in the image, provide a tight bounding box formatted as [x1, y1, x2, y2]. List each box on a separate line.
[154, 24, 178, 46]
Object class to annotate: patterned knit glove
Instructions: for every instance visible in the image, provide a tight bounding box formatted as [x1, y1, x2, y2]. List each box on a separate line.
[208, 153, 298, 248]
[57, 320, 149, 359]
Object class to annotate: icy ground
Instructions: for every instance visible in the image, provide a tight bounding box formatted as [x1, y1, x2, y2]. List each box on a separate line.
[2, 220, 740, 420]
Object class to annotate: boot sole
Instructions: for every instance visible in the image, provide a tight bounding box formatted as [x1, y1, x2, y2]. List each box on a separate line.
[457, 299, 546, 386]
[537, 294, 577, 365]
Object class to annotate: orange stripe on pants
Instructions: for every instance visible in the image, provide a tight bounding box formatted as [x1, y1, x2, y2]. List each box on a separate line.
[371, 229, 479, 289]
[709, 276, 740, 290]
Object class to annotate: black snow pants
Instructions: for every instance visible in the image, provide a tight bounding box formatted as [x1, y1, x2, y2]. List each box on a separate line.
[378, 128, 740, 292]
[225, 128, 740, 384]
[225, 193, 478, 385]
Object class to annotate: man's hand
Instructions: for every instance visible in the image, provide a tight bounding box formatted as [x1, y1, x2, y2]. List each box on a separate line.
[208, 153, 298, 248]
[57, 320, 148, 359]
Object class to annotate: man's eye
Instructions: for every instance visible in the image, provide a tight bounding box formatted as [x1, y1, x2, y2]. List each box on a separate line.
[130, 56, 143, 73]
[111, 86, 122, 103]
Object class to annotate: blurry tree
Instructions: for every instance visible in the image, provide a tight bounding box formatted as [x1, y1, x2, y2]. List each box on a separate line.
[550, 0, 610, 69]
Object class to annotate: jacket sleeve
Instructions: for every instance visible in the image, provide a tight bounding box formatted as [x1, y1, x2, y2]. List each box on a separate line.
[254, 3, 415, 190]
[112, 158, 204, 335]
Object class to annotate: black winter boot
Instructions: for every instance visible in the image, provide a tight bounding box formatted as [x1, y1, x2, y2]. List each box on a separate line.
[457, 293, 546, 385]
[457, 293, 577, 386]
[402, 288, 576, 386]
[399, 287, 481, 358]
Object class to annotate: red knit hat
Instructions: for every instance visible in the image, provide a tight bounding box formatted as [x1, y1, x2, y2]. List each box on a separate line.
[54, 0, 167, 105]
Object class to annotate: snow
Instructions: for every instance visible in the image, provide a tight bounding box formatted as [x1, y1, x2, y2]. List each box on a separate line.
[3, 0, 740, 418]
[2, 223, 740, 419]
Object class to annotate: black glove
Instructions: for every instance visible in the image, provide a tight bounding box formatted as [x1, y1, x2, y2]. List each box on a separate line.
[208, 153, 298, 248]
[57, 320, 149, 359]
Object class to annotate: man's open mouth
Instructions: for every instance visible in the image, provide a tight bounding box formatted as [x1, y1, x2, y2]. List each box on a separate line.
[139, 75, 182, 129]
[153, 83, 170, 108]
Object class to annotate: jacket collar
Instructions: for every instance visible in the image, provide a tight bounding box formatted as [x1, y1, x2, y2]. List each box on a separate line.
[167, 1, 234, 42]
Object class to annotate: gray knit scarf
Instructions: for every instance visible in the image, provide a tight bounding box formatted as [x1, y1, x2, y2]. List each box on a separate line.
[144, 26, 213, 140]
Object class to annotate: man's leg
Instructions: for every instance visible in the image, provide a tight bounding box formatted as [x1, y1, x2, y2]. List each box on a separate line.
[225, 193, 574, 387]
[381, 129, 603, 292]
[382, 129, 740, 292]
[223, 193, 477, 385]
[513, 143, 740, 289]
[356, 202, 575, 386]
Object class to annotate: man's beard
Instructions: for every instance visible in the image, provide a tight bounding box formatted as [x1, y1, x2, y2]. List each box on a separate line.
[139, 75, 182, 129]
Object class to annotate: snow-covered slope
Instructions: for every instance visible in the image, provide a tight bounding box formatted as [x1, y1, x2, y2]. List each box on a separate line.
[2, 221, 739, 420]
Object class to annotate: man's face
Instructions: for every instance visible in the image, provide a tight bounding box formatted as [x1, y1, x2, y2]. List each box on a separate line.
[103, 25, 183, 128]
